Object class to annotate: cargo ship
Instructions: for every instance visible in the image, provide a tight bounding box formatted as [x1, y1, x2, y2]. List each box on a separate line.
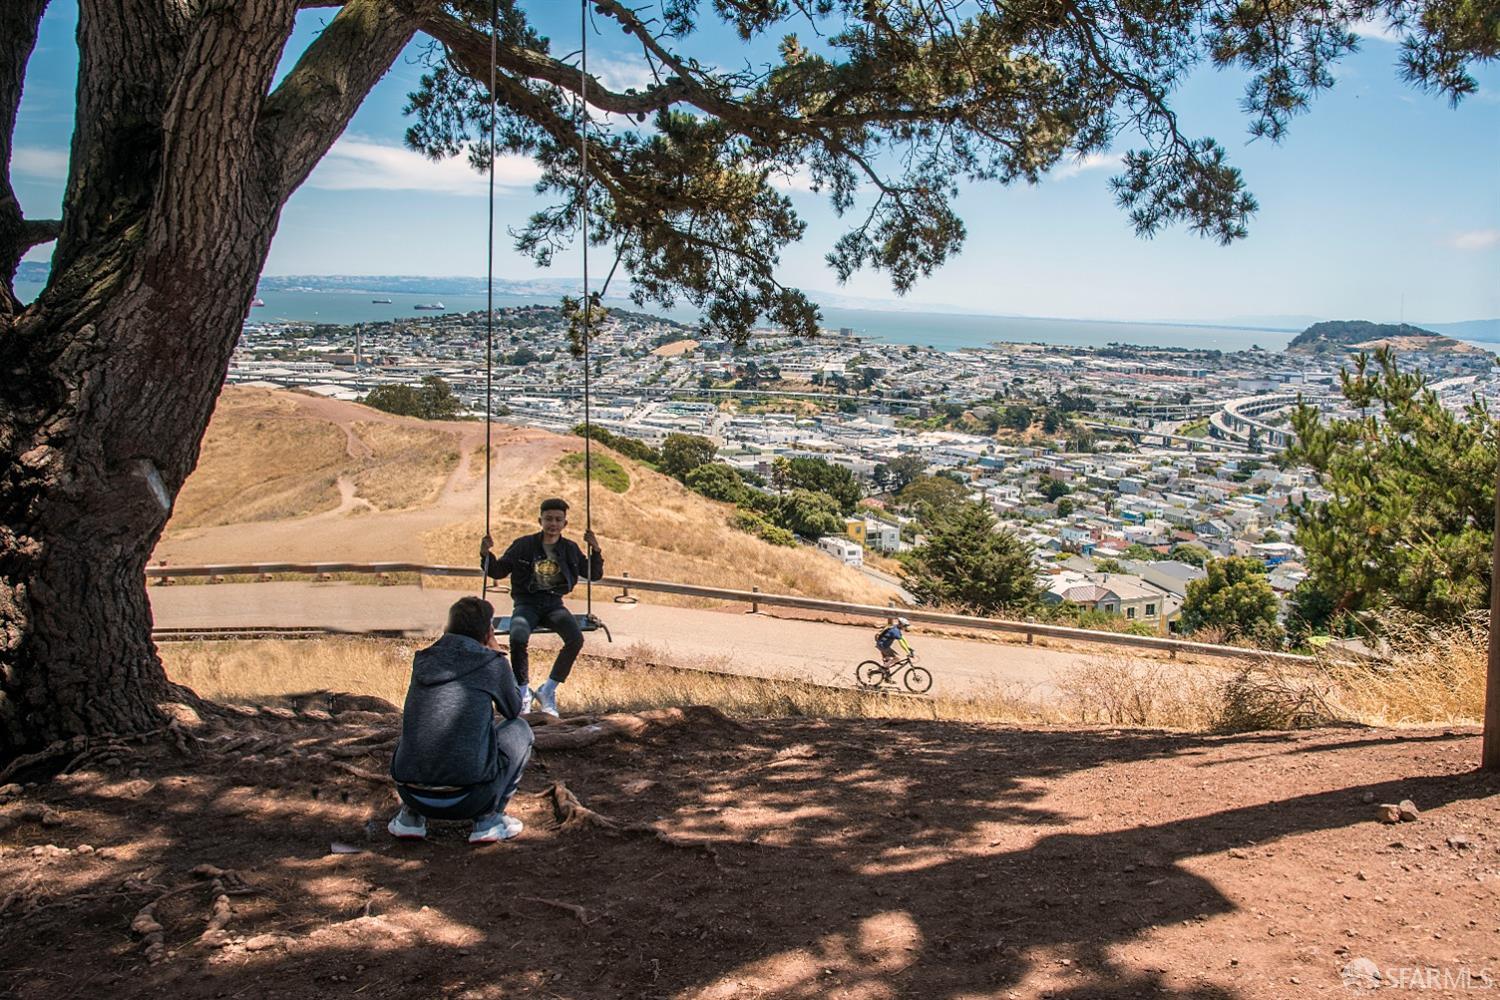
[372, 297, 393, 303]
[413, 302, 445, 310]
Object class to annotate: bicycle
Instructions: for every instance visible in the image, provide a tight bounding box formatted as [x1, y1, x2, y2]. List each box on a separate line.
[855, 651, 933, 694]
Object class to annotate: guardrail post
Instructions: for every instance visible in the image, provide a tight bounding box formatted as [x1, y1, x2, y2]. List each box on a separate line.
[1026, 630, 1034, 645]
[751, 586, 760, 614]
[621, 572, 631, 601]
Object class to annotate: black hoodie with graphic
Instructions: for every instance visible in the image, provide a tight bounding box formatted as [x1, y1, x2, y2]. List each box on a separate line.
[390, 632, 521, 788]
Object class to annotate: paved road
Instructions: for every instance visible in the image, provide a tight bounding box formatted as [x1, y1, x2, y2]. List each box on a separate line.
[147, 582, 1138, 701]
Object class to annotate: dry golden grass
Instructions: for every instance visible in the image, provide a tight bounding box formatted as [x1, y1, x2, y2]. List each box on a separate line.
[348, 421, 458, 510]
[171, 393, 348, 526]
[1317, 615, 1488, 726]
[158, 637, 1049, 725]
[650, 339, 699, 357]
[166, 387, 893, 606]
[159, 628, 1479, 733]
[1056, 655, 1342, 731]
[162, 637, 417, 707]
[1056, 656, 1224, 729]
[169, 390, 466, 531]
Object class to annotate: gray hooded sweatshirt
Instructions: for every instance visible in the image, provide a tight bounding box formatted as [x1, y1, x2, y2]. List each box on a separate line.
[390, 632, 521, 788]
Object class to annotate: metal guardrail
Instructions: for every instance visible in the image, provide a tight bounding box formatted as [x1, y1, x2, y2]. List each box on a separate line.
[144, 562, 1313, 665]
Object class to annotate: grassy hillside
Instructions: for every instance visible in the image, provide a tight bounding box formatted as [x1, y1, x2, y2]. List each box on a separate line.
[158, 386, 895, 605]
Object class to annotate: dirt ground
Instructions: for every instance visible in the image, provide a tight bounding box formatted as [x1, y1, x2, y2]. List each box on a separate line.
[1, 707, 1497, 999]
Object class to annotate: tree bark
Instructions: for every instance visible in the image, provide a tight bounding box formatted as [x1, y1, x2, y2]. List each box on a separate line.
[1, 0, 420, 758]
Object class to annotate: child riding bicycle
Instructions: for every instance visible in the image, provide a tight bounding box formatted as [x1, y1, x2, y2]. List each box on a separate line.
[875, 617, 913, 666]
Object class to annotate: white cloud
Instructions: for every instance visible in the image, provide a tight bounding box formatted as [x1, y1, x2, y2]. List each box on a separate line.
[11, 145, 69, 178]
[767, 164, 818, 193]
[589, 56, 657, 95]
[1450, 229, 1500, 251]
[1052, 152, 1123, 180]
[306, 135, 541, 195]
[1350, 18, 1401, 43]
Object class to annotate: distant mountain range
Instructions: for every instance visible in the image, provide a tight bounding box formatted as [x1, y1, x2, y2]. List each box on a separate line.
[16, 263, 1500, 341]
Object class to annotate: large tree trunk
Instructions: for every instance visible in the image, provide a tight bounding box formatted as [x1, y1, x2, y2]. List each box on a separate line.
[1, 0, 420, 757]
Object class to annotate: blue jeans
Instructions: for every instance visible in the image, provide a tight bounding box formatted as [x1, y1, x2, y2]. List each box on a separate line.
[396, 717, 533, 820]
[508, 600, 585, 688]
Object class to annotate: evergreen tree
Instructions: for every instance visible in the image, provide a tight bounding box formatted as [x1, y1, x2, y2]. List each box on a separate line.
[901, 503, 1039, 615]
[1179, 556, 1283, 645]
[684, 463, 747, 504]
[776, 489, 846, 537]
[1171, 544, 1213, 568]
[363, 376, 461, 420]
[895, 475, 970, 528]
[1285, 348, 1499, 623]
[776, 456, 862, 515]
[659, 433, 719, 481]
[885, 455, 927, 491]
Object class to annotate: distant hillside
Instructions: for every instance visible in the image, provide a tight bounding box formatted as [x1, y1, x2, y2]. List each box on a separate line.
[1285, 320, 1480, 355]
[155, 387, 895, 607]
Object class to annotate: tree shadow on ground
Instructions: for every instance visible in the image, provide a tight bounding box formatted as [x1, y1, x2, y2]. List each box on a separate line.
[0, 707, 1493, 999]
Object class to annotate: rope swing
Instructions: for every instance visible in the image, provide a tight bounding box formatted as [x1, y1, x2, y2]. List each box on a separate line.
[482, 0, 609, 642]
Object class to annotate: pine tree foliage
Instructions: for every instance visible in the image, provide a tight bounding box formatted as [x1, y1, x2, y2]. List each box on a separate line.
[1285, 348, 1499, 624]
[394, 0, 1494, 343]
[901, 501, 1039, 614]
[1179, 555, 1282, 644]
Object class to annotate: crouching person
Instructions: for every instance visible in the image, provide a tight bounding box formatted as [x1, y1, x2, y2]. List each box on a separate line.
[388, 596, 533, 844]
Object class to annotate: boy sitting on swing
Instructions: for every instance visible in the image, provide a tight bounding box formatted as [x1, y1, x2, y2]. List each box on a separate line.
[480, 497, 604, 717]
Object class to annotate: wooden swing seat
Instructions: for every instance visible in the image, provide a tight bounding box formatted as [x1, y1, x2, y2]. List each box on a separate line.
[494, 614, 612, 642]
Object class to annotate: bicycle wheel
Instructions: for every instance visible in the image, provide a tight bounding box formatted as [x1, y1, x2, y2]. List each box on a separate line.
[903, 664, 933, 694]
[855, 660, 888, 689]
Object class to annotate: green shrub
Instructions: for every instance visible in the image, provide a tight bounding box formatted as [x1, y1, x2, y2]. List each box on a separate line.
[731, 510, 796, 547]
[685, 463, 747, 503]
[559, 452, 630, 494]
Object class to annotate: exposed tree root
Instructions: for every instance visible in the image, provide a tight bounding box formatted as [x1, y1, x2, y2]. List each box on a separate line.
[0, 738, 85, 784]
[128, 866, 257, 962]
[532, 706, 744, 752]
[0, 802, 62, 834]
[519, 894, 598, 926]
[322, 759, 392, 785]
[545, 781, 741, 865]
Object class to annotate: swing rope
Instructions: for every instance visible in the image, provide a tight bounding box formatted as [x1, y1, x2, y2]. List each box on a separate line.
[480, 0, 498, 601]
[482, 0, 597, 616]
[579, 0, 594, 619]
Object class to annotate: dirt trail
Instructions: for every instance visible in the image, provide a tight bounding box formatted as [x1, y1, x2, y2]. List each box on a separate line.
[0, 709, 1492, 999]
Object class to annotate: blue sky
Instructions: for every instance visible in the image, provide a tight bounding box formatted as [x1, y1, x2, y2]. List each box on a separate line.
[12, 2, 1499, 324]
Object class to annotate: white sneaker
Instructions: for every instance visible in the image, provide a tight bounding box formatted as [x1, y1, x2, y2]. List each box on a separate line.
[387, 807, 427, 841]
[534, 681, 560, 717]
[469, 813, 523, 844]
[519, 686, 533, 715]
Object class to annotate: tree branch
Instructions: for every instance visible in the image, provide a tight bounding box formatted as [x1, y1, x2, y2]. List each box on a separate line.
[420, 10, 691, 117]
[19, 218, 59, 250]
[258, 0, 429, 202]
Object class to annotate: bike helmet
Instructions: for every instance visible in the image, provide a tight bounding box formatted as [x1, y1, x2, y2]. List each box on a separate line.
[897, 617, 910, 627]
